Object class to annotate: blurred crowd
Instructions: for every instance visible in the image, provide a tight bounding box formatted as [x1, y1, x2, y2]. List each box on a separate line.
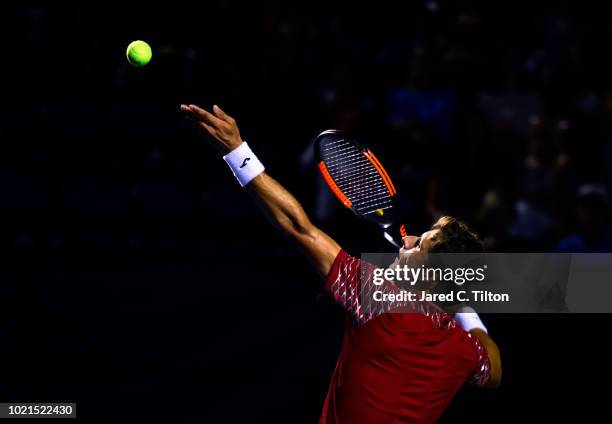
[4, 1, 612, 254]
[290, 1, 612, 253]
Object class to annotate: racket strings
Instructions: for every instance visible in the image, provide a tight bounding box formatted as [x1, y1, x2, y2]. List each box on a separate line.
[321, 138, 393, 215]
[342, 176, 387, 195]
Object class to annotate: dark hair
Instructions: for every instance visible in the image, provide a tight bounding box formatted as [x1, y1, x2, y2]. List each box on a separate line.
[426, 217, 485, 307]
[429, 216, 484, 254]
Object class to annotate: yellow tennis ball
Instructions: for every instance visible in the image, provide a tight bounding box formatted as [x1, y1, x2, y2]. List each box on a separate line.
[126, 40, 152, 67]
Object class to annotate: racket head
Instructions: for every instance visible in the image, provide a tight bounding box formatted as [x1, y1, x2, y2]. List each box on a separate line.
[314, 129, 398, 228]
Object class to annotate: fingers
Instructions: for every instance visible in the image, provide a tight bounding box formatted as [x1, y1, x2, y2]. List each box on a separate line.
[180, 104, 217, 136]
[180, 103, 234, 126]
[186, 104, 225, 128]
[180, 104, 199, 123]
[199, 121, 215, 135]
[212, 104, 235, 124]
[180, 103, 242, 153]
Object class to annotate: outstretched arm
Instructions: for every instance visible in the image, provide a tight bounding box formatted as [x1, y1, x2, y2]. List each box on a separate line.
[246, 173, 342, 277]
[471, 329, 502, 388]
[455, 307, 502, 388]
[181, 103, 341, 278]
[470, 328, 502, 389]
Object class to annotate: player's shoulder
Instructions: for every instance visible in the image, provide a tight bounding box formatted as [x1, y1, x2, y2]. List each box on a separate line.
[325, 249, 360, 285]
[328, 249, 360, 272]
[326, 249, 376, 284]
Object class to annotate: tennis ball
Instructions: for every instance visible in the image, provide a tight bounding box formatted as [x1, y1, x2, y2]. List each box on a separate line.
[126, 40, 152, 67]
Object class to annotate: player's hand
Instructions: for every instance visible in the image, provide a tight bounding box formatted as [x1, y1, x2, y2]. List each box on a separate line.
[180, 104, 243, 154]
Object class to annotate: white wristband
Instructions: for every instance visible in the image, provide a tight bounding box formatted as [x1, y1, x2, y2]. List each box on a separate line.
[455, 306, 488, 333]
[223, 142, 265, 187]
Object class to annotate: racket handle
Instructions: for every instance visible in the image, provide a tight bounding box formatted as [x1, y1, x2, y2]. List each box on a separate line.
[383, 231, 402, 248]
[382, 222, 407, 249]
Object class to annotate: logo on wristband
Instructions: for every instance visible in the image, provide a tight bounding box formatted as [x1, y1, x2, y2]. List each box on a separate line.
[240, 157, 251, 168]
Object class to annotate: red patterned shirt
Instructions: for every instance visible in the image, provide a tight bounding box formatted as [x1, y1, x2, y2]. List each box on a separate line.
[320, 250, 490, 424]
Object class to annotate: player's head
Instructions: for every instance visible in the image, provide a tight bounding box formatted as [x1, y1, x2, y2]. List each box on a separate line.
[400, 216, 484, 254]
[393, 217, 485, 307]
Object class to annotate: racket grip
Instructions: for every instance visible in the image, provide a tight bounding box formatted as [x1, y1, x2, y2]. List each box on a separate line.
[382, 222, 407, 249]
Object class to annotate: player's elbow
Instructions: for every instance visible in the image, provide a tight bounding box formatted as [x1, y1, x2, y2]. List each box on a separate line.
[486, 366, 502, 388]
[485, 346, 502, 389]
[274, 206, 313, 239]
[279, 216, 315, 240]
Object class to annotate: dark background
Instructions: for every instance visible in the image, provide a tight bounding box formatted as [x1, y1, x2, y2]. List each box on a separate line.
[1, 1, 611, 422]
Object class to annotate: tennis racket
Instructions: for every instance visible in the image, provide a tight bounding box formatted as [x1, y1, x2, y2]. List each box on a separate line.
[314, 129, 406, 248]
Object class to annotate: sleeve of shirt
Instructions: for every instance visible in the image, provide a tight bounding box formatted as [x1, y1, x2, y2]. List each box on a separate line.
[324, 250, 381, 327]
[466, 332, 492, 387]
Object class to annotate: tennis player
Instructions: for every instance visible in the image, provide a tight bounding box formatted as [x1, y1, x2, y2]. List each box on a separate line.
[180, 103, 502, 423]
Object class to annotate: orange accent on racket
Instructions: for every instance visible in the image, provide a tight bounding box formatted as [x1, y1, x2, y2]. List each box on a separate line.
[318, 161, 352, 208]
[363, 150, 396, 196]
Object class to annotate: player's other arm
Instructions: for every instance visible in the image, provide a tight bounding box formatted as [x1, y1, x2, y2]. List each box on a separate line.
[180, 104, 341, 278]
[471, 329, 502, 388]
